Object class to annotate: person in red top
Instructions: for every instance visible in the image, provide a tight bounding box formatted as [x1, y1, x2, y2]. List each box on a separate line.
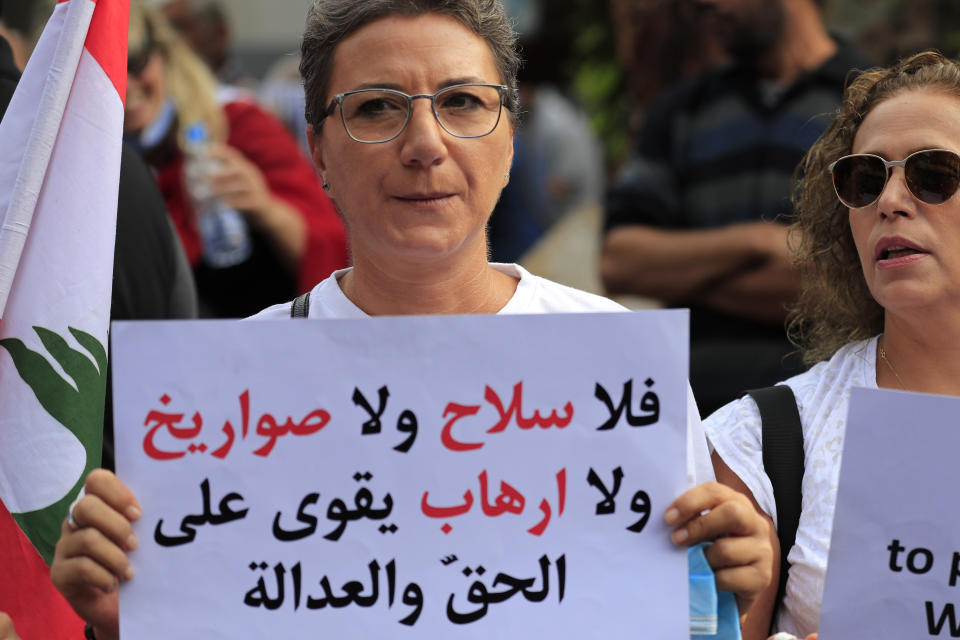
[124, 0, 348, 317]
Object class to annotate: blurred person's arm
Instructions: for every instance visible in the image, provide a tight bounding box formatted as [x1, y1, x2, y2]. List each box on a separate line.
[696, 236, 800, 323]
[601, 89, 798, 321]
[601, 220, 789, 303]
[208, 142, 307, 272]
[217, 101, 349, 290]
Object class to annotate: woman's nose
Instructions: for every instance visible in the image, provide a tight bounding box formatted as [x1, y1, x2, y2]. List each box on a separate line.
[398, 100, 448, 168]
[875, 167, 917, 218]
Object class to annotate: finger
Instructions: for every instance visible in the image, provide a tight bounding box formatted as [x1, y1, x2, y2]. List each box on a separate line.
[665, 482, 735, 526]
[0, 612, 18, 640]
[84, 469, 141, 521]
[704, 536, 772, 572]
[207, 145, 256, 175]
[69, 493, 138, 553]
[209, 173, 253, 197]
[52, 553, 124, 595]
[670, 493, 761, 546]
[713, 564, 769, 599]
[56, 523, 135, 583]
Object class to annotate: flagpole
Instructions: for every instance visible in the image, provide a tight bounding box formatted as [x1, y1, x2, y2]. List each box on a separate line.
[0, 0, 95, 317]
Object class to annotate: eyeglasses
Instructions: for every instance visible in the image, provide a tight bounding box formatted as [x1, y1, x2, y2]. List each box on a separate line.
[828, 148, 960, 209]
[319, 83, 508, 144]
[127, 45, 155, 77]
[128, 20, 156, 78]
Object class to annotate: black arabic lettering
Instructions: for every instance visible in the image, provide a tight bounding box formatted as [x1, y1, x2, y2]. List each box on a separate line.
[353, 386, 389, 435]
[399, 581, 424, 626]
[445, 555, 566, 624]
[324, 488, 394, 541]
[273, 492, 320, 541]
[394, 409, 417, 453]
[587, 466, 623, 515]
[154, 478, 248, 547]
[594, 379, 660, 430]
[244, 562, 286, 610]
[627, 489, 651, 533]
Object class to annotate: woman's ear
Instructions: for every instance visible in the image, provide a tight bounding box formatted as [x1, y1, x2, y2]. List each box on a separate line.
[503, 125, 514, 189]
[306, 124, 327, 177]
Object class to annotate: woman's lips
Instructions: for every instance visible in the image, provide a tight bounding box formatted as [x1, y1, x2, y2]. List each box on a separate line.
[394, 194, 456, 208]
[874, 239, 930, 269]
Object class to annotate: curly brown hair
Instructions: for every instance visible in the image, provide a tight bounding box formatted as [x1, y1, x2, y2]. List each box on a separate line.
[788, 50, 960, 364]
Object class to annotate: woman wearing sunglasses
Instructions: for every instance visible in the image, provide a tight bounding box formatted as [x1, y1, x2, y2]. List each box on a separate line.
[705, 50, 960, 639]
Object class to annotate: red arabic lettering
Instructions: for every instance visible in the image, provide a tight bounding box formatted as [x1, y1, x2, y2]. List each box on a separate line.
[421, 469, 566, 536]
[210, 421, 235, 459]
[253, 408, 331, 457]
[478, 470, 525, 516]
[143, 395, 203, 460]
[527, 499, 551, 536]
[484, 382, 574, 433]
[421, 489, 474, 518]
[556, 468, 566, 516]
[239, 389, 250, 438]
[142, 391, 330, 460]
[440, 402, 483, 452]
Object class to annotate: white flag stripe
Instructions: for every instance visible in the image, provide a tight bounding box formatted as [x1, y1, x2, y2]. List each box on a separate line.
[0, 0, 94, 317]
[0, 0, 122, 513]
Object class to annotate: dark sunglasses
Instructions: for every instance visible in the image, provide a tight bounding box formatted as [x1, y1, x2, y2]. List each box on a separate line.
[828, 148, 960, 208]
[127, 21, 156, 77]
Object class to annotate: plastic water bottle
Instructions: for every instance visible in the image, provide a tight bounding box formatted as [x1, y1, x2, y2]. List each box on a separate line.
[183, 122, 252, 268]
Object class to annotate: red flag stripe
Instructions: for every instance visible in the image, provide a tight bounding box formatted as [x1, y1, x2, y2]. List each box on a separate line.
[0, 500, 84, 637]
[84, 0, 129, 104]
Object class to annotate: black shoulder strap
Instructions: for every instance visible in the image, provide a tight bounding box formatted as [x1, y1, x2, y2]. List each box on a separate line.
[290, 291, 311, 318]
[746, 385, 804, 628]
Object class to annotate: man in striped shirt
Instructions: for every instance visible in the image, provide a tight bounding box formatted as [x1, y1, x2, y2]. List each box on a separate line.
[601, 0, 871, 417]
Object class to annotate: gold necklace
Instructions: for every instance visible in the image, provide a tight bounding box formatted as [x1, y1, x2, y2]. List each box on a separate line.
[878, 340, 906, 389]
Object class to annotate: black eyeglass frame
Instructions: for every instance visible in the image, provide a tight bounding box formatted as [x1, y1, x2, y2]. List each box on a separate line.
[127, 19, 156, 77]
[828, 148, 960, 209]
[317, 83, 509, 144]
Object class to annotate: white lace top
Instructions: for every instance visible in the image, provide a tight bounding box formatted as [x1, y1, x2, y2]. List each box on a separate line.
[703, 337, 879, 637]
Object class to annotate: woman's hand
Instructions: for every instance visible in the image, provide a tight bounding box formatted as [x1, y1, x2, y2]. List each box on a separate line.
[666, 481, 775, 610]
[207, 143, 274, 218]
[0, 613, 20, 640]
[50, 469, 141, 640]
[207, 143, 306, 268]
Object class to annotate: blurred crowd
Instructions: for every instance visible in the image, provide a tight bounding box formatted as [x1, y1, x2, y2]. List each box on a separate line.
[3, 0, 960, 414]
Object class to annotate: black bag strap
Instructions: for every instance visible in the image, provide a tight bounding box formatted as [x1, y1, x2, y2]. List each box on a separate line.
[290, 291, 311, 318]
[746, 385, 804, 629]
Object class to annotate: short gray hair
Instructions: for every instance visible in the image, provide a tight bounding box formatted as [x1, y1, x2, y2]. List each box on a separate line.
[300, 0, 520, 128]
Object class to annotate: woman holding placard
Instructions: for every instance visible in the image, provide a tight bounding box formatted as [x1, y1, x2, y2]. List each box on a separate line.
[706, 50, 960, 640]
[50, 1, 775, 638]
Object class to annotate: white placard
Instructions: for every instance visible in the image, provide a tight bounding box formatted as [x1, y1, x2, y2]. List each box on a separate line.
[820, 387, 960, 638]
[112, 311, 689, 639]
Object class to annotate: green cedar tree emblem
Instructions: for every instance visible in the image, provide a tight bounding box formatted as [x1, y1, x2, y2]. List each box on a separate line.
[0, 326, 105, 565]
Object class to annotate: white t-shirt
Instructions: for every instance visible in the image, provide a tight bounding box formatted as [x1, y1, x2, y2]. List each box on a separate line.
[703, 336, 878, 637]
[250, 263, 714, 486]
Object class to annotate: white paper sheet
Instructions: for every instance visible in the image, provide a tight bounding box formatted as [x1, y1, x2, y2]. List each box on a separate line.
[112, 311, 690, 639]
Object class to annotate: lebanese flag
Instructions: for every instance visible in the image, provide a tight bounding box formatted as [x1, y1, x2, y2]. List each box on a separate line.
[0, 0, 128, 636]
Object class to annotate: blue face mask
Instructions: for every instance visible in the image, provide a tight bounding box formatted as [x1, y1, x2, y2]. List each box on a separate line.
[124, 97, 176, 152]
